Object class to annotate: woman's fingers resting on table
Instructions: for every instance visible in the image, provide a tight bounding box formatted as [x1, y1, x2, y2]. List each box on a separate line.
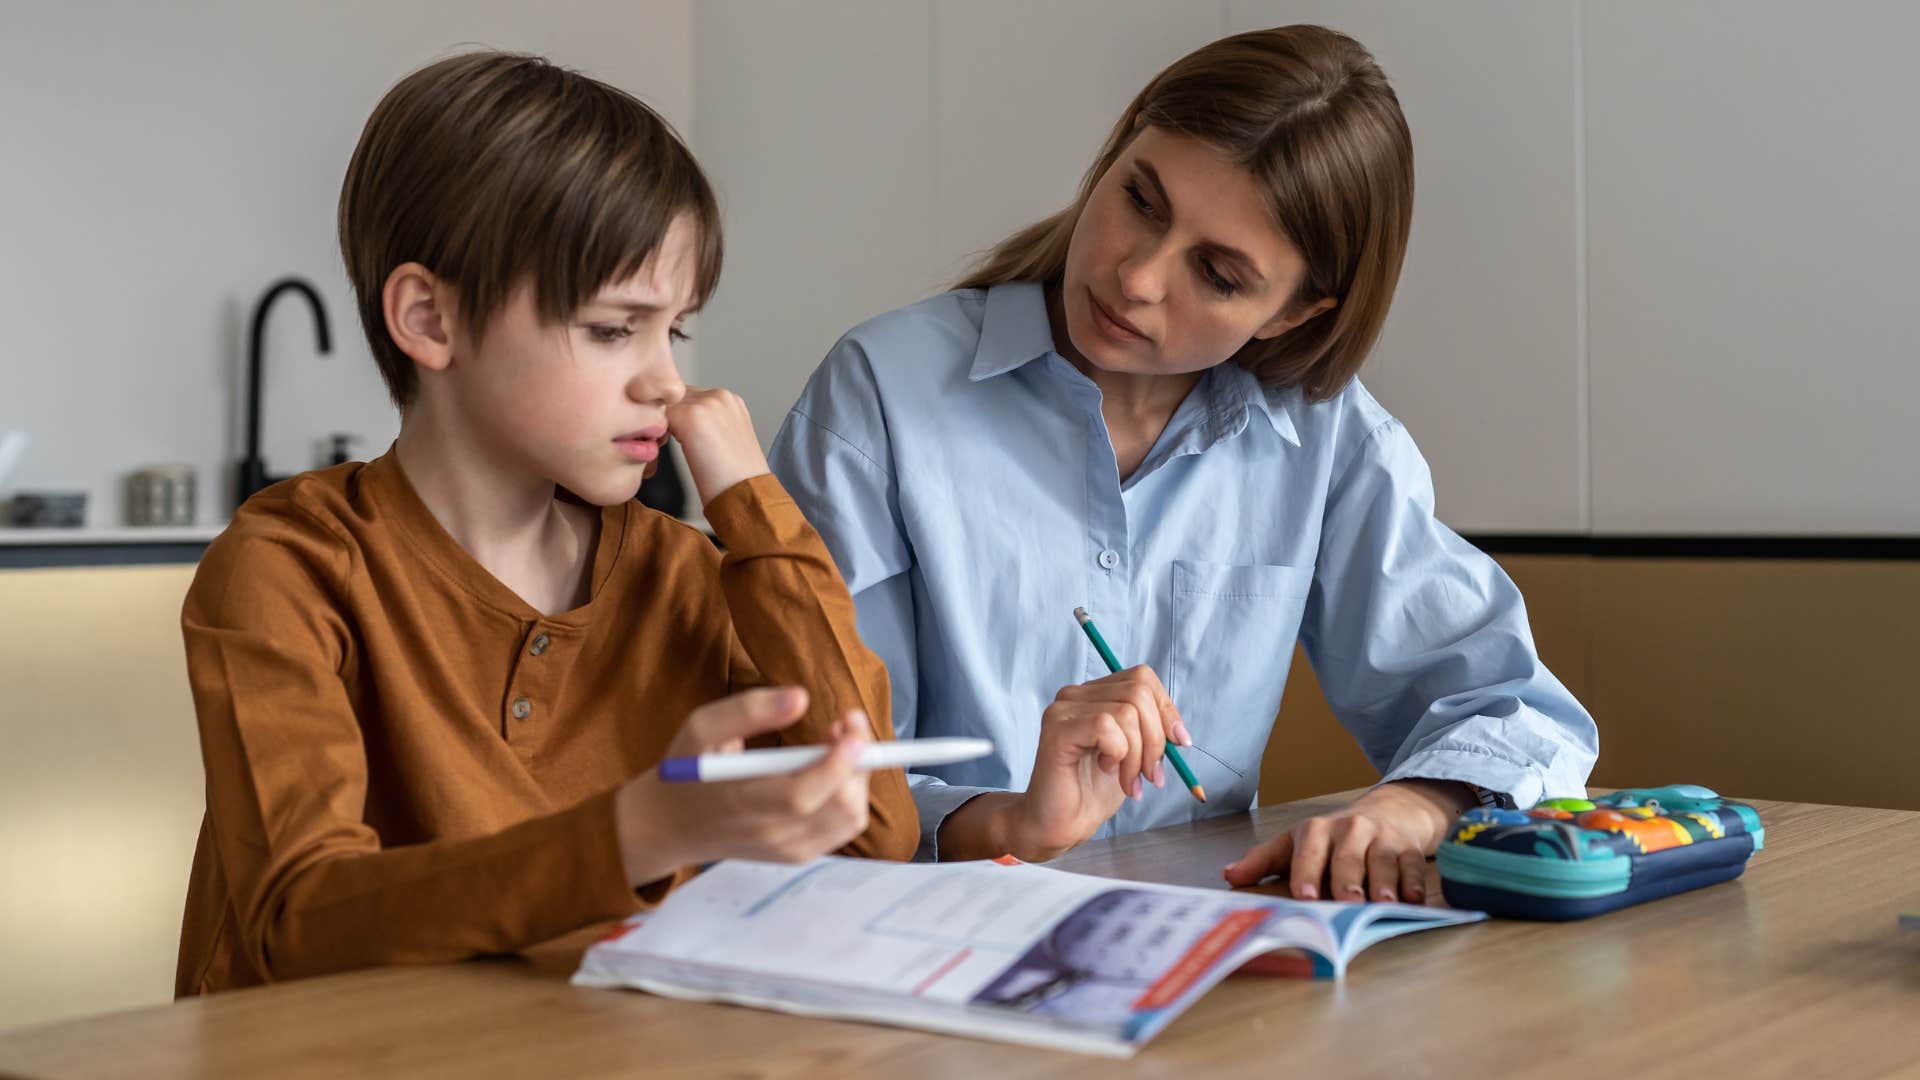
[1220, 779, 1480, 903]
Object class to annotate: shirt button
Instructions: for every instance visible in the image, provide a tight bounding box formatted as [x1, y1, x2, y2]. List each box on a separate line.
[1097, 549, 1121, 570]
[511, 697, 532, 720]
[529, 633, 550, 656]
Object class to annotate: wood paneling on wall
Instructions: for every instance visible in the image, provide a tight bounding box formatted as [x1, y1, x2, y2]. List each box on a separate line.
[0, 566, 204, 1031]
[1585, 559, 1919, 811]
[1262, 555, 1918, 811]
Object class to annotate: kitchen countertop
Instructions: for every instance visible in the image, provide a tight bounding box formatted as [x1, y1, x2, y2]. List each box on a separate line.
[0, 525, 225, 568]
[1, 501, 707, 564]
[0, 524, 227, 545]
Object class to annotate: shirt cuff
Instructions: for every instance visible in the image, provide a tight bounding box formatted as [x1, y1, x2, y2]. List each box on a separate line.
[547, 787, 663, 916]
[701, 473, 805, 556]
[908, 775, 1004, 862]
[1379, 743, 1577, 811]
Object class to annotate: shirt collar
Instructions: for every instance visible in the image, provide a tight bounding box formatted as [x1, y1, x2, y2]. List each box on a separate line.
[357, 446, 626, 626]
[968, 282, 1056, 381]
[1206, 360, 1301, 447]
[967, 280, 1300, 446]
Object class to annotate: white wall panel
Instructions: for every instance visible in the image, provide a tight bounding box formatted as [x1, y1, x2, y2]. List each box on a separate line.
[930, 1, 1224, 282]
[0, 0, 696, 524]
[1230, 1, 1587, 533]
[693, 0, 937, 446]
[1586, 1, 1920, 534]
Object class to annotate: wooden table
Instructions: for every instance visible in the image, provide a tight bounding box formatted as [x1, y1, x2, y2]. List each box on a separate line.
[3, 794, 1917, 1078]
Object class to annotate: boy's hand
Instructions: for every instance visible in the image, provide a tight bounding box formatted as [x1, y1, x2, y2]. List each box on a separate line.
[613, 687, 872, 887]
[1220, 779, 1477, 903]
[944, 666, 1189, 863]
[666, 387, 771, 508]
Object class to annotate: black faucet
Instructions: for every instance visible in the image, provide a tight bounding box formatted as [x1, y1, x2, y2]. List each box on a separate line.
[237, 277, 331, 508]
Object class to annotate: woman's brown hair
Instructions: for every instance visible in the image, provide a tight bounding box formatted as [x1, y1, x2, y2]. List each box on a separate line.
[339, 51, 722, 409]
[955, 25, 1412, 402]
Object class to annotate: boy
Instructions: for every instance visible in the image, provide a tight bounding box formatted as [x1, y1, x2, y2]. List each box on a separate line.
[176, 51, 916, 996]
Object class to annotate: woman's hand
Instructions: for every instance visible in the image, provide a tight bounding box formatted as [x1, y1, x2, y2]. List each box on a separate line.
[1221, 779, 1477, 903]
[613, 687, 872, 887]
[666, 387, 771, 507]
[940, 666, 1192, 863]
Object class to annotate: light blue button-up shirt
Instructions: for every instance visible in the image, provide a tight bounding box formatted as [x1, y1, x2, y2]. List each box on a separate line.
[770, 283, 1597, 859]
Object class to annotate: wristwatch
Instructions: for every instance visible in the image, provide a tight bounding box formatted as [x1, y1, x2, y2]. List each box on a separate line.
[1469, 784, 1516, 810]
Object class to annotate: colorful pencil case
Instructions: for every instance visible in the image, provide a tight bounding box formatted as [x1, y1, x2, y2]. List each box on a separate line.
[1435, 785, 1763, 920]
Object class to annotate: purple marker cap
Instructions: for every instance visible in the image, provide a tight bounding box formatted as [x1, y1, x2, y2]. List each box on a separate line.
[658, 757, 700, 782]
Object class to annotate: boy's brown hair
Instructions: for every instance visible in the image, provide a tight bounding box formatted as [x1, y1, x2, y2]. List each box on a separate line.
[339, 50, 722, 409]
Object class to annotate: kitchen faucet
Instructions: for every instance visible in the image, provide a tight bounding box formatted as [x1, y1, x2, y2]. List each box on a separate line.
[236, 277, 331, 508]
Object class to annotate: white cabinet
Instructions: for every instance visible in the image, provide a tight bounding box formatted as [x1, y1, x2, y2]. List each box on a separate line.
[1585, 1, 1920, 534]
[693, 1, 938, 447]
[694, 0, 1919, 536]
[930, 2, 1224, 282]
[1230, 1, 1587, 533]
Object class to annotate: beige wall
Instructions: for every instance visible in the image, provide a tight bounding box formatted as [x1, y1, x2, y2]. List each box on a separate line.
[1262, 555, 1920, 812]
[1583, 559, 1920, 811]
[0, 566, 203, 1032]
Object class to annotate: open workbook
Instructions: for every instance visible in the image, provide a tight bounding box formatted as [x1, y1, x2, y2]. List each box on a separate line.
[573, 855, 1484, 1057]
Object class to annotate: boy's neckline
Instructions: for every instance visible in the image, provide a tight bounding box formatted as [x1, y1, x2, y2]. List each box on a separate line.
[359, 446, 627, 626]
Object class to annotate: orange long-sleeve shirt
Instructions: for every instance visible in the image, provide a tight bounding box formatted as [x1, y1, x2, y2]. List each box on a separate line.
[175, 451, 915, 996]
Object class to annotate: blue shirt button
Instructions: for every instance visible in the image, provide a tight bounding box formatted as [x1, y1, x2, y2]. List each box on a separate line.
[1098, 549, 1120, 570]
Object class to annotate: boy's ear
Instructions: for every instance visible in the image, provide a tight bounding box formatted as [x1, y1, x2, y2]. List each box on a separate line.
[1253, 295, 1338, 341]
[382, 262, 456, 372]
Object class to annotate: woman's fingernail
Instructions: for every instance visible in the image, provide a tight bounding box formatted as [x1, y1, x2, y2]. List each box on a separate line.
[1408, 887, 1425, 901]
[1346, 885, 1364, 899]
[1174, 722, 1193, 746]
[1223, 861, 1239, 874]
[1380, 890, 1397, 903]
[1298, 883, 1318, 899]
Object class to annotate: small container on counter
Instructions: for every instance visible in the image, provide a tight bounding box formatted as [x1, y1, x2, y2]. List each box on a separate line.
[4, 491, 88, 527]
[125, 466, 198, 526]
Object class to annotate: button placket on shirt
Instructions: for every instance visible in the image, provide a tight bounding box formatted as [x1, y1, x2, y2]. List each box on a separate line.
[1080, 385, 1134, 702]
[504, 622, 558, 738]
[1074, 371, 1151, 844]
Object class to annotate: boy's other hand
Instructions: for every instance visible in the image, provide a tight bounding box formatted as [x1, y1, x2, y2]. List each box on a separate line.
[613, 687, 874, 887]
[667, 387, 771, 507]
[662, 684, 809, 758]
[1220, 779, 1477, 904]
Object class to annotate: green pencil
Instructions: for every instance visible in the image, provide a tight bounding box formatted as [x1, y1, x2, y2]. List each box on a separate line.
[1072, 606, 1206, 803]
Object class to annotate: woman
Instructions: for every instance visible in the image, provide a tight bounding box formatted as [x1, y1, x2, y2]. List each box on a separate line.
[768, 25, 1595, 903]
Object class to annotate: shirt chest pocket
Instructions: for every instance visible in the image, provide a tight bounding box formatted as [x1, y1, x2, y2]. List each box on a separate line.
[1166, 561, 1314, 803]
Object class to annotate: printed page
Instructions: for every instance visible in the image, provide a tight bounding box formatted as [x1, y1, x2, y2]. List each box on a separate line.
[582, 858, 1269, 1002]
[574, 856, 1484, 1055]
[576, 857, 1291, 1052]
